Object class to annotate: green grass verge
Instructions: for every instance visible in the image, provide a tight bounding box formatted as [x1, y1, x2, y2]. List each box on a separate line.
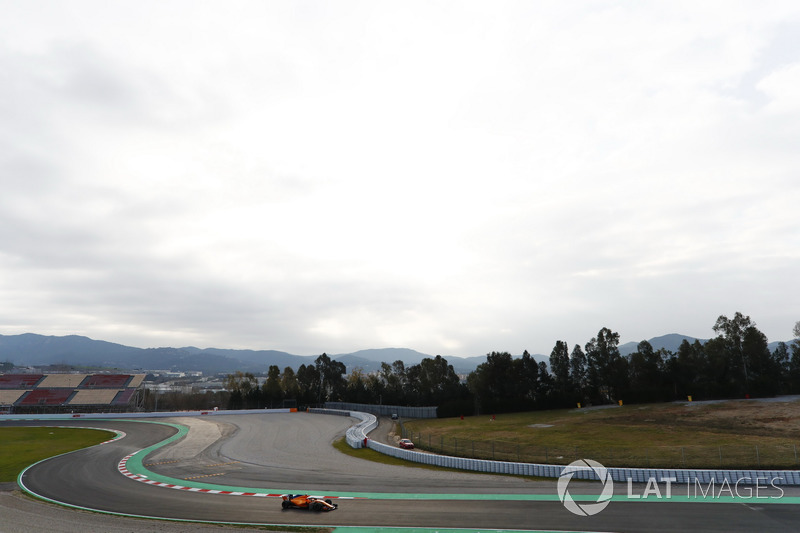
[0, 427, 115, 482]
[332, 437, 447, 470]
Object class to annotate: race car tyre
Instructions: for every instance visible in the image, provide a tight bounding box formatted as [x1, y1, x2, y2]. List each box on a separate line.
[325, 499, 333, 505]
[310, 501, 323, 512]
[282, 500, 291, 509]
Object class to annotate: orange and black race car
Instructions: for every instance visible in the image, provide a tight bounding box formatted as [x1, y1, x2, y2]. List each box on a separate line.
[281, 494, 338, 511]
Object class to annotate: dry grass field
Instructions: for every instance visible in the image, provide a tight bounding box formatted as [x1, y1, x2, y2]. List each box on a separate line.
[402, 397, 800, 469]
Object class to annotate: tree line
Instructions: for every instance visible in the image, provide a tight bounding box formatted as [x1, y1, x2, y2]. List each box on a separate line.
[224, 352, 471, 415]
[224, 313, 800, 416]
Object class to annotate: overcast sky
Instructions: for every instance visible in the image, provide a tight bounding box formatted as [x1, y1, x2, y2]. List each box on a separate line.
[1, 1, 799, 358]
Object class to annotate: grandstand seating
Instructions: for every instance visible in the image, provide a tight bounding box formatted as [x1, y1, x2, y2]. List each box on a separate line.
[0, 373, 145, 413]
[82, 374, 131, 388]
[70, 389, 121, 405]
[18, 388, 74, 406]
[112, 388, 136, 405]
[0, 390, 25, 406]
[38, 374, 88, 388]
[0, 374, 44, 389]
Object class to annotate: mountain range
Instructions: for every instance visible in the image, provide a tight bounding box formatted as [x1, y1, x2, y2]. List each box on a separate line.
[0, 333, 790, 376]
[0, 333, 488, 375]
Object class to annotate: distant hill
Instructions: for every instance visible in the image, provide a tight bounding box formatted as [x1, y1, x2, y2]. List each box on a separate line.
[0, 333, 142, 366]
[618, 333, 789, 356]
[0, 333, 483, 375]
[0, 333, 311, 374]
[1, 332, 792, 376]
[331, 348, 492, 374]
[618, 333, 708, 356]
[333, 348, 430, 366]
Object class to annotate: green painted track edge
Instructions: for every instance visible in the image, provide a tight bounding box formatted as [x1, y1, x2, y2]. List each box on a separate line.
[331, 528, 589, 533]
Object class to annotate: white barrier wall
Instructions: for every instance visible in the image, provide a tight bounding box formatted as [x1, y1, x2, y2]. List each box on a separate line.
[309, 408, 377, 448]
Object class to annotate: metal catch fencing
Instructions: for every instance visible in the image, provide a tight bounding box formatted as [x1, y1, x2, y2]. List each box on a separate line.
[325, 402, 437, 419]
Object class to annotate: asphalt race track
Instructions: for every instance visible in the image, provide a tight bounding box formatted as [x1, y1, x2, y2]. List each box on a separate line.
[8, 413, 800, 532]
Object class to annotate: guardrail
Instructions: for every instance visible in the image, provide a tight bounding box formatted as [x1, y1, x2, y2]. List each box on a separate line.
[313, 408, 377, 449]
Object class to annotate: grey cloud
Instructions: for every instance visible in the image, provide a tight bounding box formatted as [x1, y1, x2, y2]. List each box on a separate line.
[1, 3, 799, 358]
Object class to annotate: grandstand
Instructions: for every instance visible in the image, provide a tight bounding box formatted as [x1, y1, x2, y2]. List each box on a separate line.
[0, 374, 43, 389]
[0, 373, 146, 414]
